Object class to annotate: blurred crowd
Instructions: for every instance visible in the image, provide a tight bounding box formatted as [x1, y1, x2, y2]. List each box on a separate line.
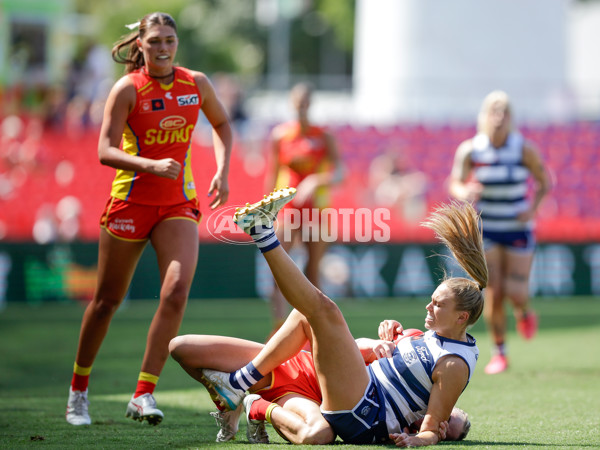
[3, 35, 595, 247]
[0, 39, 114, 243]
[0, 111, 85, 243]
[2, 39, 113, 133]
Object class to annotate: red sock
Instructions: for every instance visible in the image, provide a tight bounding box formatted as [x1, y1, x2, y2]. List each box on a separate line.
[71, 363, 92, 391]
[134, 380, 156, 398]
[248, 397, 273, 421]
[134, 372, 159, 398]
[71, 373, 89, 392]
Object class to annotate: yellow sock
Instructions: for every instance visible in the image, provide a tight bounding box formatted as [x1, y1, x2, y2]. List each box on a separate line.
[138, 372, 159, 384]
[74, 362, 92, 376]
[71, 363, 92, 391]
[134, 372, 159, 397]
[265, 403, 280, 424]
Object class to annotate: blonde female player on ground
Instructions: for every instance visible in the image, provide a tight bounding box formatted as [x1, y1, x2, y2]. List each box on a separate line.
[65, 11, 232, 426]
[449, 90, 551, 374]
[200, 188, 486, 447]
[169, 322, 471, 444]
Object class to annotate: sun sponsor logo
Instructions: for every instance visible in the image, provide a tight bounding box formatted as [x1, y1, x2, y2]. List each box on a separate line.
[205, 206, 392, 244]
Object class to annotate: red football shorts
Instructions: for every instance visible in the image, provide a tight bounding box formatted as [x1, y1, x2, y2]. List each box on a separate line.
[100, 197, 201, 241]
[257, 350, 322, 404]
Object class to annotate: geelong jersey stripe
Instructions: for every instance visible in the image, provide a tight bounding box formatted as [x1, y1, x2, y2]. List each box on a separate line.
[369, 330, 478, 434]
[376, 358, 425, 411]
[471, 132, 533, 232]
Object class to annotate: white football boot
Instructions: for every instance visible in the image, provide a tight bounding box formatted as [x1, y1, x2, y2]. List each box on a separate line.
[233, 187, 297, 235]
[66, 388, 91, 425]
[125, 393, 164, 425]
[209, 403, 244, 442]
[243, 394, 269, 444]
[200, 369, 246, 411]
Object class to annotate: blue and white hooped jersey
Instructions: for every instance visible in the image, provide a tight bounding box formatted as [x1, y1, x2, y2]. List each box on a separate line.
[368, 330, 478, 434]
[471, 132, 532, 232]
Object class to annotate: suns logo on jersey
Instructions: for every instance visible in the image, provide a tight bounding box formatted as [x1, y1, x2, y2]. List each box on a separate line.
[177, 94, 199, 106]
[144, 116, 194, 145]
[159, 116, 186, 130]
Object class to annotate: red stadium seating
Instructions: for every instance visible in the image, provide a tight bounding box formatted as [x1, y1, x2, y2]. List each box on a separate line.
[1, 117, 599, 242]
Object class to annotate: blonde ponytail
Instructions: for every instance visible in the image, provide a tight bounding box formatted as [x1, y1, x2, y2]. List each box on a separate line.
[422, 201, 488, 326]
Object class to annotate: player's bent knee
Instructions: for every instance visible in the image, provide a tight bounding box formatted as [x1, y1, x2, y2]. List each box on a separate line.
[168, 335, 185, 357]
[298, 423, 336, 445]
[314, 293, 343, 321]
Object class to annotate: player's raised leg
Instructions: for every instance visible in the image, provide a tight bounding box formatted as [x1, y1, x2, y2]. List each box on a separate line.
[234, 189, 370, 412]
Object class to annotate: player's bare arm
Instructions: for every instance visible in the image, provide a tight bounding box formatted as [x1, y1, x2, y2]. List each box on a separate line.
[449, 140, 481, 202]
[519, 141, 552, 221]
[98, 77, 181, 179]
[390, 355, 468, 447]
[194, 71, 232, 208]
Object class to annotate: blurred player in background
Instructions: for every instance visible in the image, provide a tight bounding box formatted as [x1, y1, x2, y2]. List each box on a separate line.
[65, 11, 232, 425]
[264, 82, 344, 336]
[449, 90, 551, 374]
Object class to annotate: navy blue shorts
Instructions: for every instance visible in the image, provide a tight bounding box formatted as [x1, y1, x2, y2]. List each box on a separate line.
[320, 377, 389, 444]
[482, 229, 535, 252]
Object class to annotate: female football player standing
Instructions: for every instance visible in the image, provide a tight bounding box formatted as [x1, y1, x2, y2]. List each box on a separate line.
[65, 11, 232, 425]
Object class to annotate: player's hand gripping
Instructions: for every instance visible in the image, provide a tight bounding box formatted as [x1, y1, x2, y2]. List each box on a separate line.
[371, 340, 396, 359]
[379, 319, 404, 342]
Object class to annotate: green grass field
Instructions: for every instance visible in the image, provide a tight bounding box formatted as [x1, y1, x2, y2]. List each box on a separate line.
[1, 297, 599, 449]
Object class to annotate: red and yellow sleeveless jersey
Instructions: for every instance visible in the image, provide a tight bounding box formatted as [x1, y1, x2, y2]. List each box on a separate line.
[110, 66, 201, 205]
[275, 122, 331, 208]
